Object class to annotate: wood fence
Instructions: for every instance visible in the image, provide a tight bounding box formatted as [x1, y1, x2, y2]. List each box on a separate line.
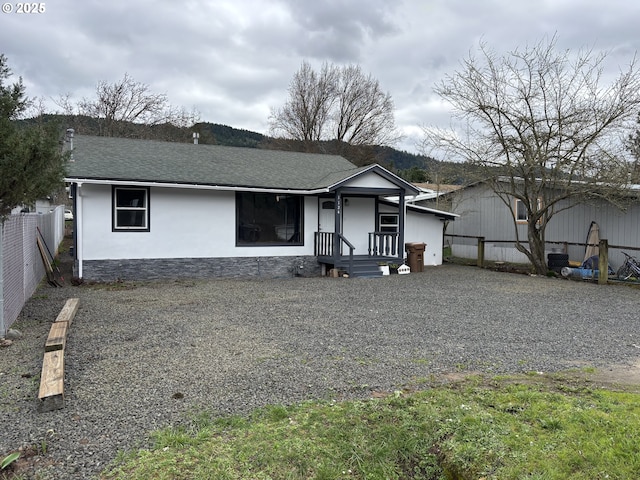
[445, 234, 640, 285]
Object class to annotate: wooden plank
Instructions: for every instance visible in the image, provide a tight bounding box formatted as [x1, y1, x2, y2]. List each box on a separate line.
[55, 298, 79, 326]
[44, 321, 68, 352]
[38, 350, 65, 412]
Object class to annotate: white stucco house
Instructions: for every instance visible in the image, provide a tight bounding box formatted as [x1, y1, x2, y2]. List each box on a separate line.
[64, 135, 456, 280]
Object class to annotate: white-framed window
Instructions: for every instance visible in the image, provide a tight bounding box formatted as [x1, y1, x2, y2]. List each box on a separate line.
[113, 186, 149, 231]
[379, 213, 399, 232]
[514, 198, 542, 224]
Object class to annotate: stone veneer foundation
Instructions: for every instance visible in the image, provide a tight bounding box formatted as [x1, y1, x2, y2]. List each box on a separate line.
[78, 256, 323, 281]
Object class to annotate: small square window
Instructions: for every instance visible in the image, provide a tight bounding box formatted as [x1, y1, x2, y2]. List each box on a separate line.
[515, 199, 528, 222]
[514, 198, 542, 224]
[113, 187, 149, 231]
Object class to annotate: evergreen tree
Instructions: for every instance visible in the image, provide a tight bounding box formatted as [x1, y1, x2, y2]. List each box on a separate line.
[0, 54, 67, 218]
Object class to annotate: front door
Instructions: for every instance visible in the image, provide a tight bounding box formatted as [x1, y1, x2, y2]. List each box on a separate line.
[318, 199, 336, 233]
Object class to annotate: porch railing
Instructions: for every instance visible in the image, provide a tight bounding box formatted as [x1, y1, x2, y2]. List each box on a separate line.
[315, 232, 400, 258]
[337, 233, 355, 276]
[368, 232, 399, 257]
[314, 232, 355, 275]
[314, 231, 334, 257]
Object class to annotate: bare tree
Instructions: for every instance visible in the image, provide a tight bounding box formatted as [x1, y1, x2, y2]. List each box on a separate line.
[628, 113, 640, 183]
[51, 74, 200, 139]
[77, 73, 169, 136]
[270, 61, 398, 153]
[421, 36, 640, 274]
[334, 64, 397, 146]
[269, 61, 337, 150]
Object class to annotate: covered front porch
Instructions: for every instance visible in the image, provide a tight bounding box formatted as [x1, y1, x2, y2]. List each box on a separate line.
[315, 231, 403, 277]
[313, 176, 417, 277]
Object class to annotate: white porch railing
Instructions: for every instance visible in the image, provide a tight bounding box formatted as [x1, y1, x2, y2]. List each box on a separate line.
[368, 232, 399, 257]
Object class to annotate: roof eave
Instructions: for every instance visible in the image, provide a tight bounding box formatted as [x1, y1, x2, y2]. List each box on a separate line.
[64, 177, 331, 195]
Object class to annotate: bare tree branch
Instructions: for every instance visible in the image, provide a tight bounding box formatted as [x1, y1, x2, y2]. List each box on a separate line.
[269, 61, 398, 153]
[421, 36, 640, 273]
[75, 73, 197, 137]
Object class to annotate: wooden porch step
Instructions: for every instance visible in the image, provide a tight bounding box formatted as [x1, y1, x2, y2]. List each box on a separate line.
[329, 256, 399, 278]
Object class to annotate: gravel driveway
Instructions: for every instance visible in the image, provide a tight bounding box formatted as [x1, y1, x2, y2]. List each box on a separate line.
[1, 265, 639, 479]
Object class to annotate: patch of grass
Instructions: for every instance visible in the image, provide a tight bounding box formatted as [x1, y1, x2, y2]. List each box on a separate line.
[411, 357, 430, 366]
[101, 375, 640, 480]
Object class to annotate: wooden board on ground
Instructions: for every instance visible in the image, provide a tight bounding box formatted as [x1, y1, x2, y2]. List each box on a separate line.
[38, 350, 65, 412]
[55, 298, 79, 326]
[45, 321, 68, 352]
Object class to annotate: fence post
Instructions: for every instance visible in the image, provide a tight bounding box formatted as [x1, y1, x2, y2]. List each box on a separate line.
[0, 222, 4, 337]
[598, 239, 608, 285]
[477, 237, 485, 268]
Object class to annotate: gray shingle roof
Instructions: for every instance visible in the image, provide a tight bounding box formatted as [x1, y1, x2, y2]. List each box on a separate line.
[65, 135, 362, 191]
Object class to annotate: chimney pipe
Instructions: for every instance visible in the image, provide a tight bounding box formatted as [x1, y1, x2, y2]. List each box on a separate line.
[66, 128, 75, 162]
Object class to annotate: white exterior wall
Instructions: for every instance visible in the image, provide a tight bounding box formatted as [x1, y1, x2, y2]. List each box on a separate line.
[342, 196, 375, 253]
[78, 184, 317, 260]
[379, 204, 446, 266]
[404, 210, 445, 266]
[345, 172, 401, 189]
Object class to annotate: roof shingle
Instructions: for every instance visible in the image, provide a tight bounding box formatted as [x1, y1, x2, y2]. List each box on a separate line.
[65, 135, 360, 190]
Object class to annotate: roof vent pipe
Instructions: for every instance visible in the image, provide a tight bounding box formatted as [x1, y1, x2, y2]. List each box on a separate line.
[66, 128, 75, 162]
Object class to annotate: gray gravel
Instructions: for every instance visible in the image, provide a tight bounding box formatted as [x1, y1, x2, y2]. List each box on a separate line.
[1, 265, 639, 479]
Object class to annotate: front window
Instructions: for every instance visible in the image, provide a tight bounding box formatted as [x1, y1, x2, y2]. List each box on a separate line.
[113, 187, 149, 231]
[236, 192, 303, 245]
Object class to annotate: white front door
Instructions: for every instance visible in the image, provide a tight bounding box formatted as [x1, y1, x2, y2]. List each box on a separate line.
[318, 199, 336, 233]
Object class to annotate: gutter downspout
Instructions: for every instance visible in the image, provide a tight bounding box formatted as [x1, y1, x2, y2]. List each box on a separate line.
[74, 183, 83, 278]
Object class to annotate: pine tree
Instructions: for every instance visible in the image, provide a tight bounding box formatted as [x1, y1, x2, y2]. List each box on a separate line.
[0, 54, 67, 218]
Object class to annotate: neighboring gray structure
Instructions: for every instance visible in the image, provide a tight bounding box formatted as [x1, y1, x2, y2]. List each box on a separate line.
[420, 181, 640, 270]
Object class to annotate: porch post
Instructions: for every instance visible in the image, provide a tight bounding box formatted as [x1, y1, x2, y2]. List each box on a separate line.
[334, 190, 342, 260]
[398, 190, 405, 262]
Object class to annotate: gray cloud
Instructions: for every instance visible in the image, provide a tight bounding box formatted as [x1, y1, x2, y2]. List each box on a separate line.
[1, 0, 638, 152]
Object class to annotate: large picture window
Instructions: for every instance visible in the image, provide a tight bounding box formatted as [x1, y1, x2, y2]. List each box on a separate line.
[237, 192, 303, 245]
[113, 186, 149, 231]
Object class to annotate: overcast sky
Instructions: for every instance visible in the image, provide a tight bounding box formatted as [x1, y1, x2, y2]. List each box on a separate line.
[2, 0, 639, 154]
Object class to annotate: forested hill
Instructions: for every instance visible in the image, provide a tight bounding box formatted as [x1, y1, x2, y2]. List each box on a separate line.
[18, 115, 470, 184]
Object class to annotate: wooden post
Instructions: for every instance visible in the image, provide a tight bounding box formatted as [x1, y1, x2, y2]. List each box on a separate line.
[598, 239, 609, 285]
[477, 237, 485, 268]
[398, 190, 405, 263]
